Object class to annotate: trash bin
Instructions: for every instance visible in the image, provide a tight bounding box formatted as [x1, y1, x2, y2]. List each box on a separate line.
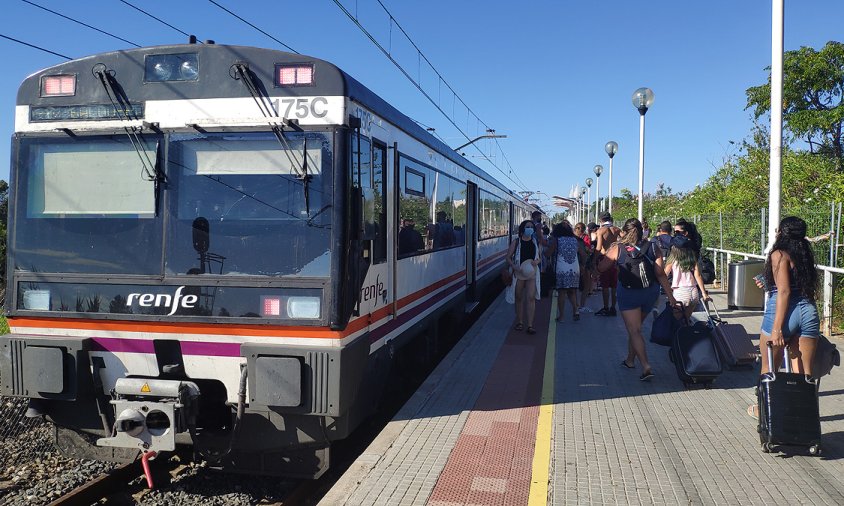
[727, 259, 765, 310]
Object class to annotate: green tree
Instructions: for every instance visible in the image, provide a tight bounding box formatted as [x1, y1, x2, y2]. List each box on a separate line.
[746, 41, 844, 167]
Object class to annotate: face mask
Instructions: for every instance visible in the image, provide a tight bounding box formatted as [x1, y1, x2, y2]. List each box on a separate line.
[524, 228, 535, 237]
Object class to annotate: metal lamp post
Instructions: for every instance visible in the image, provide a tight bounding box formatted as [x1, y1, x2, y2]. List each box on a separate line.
[593, 165, 603, 223]
[585, 178, 593, 224]
[580, 188, 587, 223]
[604, 141, 618, 214]
[632, 88, 654, 222]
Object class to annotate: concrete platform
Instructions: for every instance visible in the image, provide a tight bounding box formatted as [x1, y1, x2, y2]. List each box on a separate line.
[321, 289, 844, 505]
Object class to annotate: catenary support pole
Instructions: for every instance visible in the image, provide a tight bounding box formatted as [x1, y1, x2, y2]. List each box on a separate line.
[766, 0, 784, 253]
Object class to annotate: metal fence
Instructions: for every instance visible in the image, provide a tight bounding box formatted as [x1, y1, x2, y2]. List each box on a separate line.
[644, 201, 844, 335]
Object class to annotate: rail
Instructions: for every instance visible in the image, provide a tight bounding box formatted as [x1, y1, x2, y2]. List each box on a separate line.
[707, 247, 844, 336]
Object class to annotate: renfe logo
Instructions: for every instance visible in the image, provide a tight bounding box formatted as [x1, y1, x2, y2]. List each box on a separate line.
[126, 286, 198, 316]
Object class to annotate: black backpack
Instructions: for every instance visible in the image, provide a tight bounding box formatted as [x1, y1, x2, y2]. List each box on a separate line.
[617, 242, 657, 289]
[652, 235, 672, 260]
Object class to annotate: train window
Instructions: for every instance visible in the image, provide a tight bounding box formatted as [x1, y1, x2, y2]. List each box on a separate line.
[351, 134, 372, 188]
[13, 135, 163, 275]
[371, 141, 387, 264]
[165, 131, 333, 277]
[25, 138, 157, 217]
[479, 190, 509, 240]
[398, 155, 465, 257]
[404, 168, 424, 196]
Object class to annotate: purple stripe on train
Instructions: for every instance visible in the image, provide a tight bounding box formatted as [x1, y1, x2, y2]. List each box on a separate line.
[91, 337, 242, 357]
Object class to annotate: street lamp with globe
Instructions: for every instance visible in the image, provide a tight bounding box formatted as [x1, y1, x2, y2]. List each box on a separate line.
[593, 165, 603, 223]
[604, 141, 618, 213]
[632, 87, 654, 222]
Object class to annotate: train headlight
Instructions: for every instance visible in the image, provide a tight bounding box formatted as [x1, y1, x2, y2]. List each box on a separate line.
[152, 62, 173, 81]
[286, 296, 320, 319]
[180, 59, 199, 80]
[41, 74, 76, 97]
[145, 53, 199, 82]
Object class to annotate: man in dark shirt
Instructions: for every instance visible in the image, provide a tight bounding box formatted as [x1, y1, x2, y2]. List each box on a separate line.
[399, 218, 424, 255]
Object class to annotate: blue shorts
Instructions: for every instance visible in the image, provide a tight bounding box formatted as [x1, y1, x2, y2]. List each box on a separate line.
[617, 284, 660, 313]
[760, 292, 820, 339]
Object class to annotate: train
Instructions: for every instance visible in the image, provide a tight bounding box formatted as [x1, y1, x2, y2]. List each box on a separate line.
[0, 40, 540, 478]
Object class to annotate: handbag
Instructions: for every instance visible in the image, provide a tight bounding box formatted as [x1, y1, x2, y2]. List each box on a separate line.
[650, 302, 682, 347]
[812, 334, 840, 378]
[501, 266, 513, 286]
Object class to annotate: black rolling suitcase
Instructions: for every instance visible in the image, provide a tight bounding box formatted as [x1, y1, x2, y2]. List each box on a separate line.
[669, 319, 722, 388]
[758, 342, 821, 455]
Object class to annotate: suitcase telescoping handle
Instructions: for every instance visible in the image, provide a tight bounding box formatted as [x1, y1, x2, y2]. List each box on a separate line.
[766, 341, 792, 374]
[701, 299, 722, 323]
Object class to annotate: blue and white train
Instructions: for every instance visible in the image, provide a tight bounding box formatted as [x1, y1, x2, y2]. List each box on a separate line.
[0, 41, 539, 477]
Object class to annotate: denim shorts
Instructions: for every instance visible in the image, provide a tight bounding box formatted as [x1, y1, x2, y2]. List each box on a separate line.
[759, 292, 820, 339]
[617, 284, 660, 313]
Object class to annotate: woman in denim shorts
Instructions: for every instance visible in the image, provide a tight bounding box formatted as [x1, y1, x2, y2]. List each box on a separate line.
[598, 219, 676, 381]
[749, 217, 820, 418]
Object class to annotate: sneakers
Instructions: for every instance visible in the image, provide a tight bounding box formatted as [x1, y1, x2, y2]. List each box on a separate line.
[579, 306, 593, 313]
[596, 307, 617, 317]
[595, 307, 609, 316]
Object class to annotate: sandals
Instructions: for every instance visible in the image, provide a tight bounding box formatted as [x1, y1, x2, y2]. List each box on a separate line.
[526, 327, 537, 335]
[514, 323, 524, 331]
[621, 360, 635, 369]
[747, 404, 759, 420]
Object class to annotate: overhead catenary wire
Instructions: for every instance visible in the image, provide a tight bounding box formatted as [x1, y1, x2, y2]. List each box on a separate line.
[207, 0, 299, 54]
[21, 0, 141, 48]
[331, 0, 529, 193]
[364, 0, 530, 192]
[118, 0, 198, 41]
[0, 33, 70, 60]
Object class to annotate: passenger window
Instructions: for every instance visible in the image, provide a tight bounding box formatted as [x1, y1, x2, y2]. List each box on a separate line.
[371, 141, 387, 263]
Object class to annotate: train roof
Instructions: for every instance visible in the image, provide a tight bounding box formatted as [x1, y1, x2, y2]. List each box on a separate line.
[17, 43, 518, 199]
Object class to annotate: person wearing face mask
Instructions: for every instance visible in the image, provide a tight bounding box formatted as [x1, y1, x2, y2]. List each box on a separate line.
[506, 219, 542, 334]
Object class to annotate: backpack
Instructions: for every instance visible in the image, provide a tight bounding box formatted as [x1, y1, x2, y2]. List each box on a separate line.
[699, 255, 716, 284]
[617, 241, 657, 289]
[652, 235, 672, 260]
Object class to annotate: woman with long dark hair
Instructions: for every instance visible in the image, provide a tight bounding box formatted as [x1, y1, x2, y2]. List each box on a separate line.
[506, 219, 541, 334]
[664, 234, 710, 320]
[598, 218, 676, 381]
[748, 216, 820, 417]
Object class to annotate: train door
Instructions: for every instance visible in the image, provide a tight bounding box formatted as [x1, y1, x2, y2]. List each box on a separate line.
[466, 181, 479, 302]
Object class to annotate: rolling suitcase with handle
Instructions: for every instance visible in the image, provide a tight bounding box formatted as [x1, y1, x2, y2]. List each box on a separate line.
[703, 301, 758, 368]
[758, 342, 821, 455]
[669, 308, 722, 388]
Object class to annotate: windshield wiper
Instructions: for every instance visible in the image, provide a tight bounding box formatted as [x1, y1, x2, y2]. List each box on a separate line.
[92, 63, 164, 184]
[230, 62, 313, 212]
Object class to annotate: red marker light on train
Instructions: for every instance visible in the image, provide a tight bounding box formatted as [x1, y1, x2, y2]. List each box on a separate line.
[275, 64, 314, 86]
[261, 296, 282, 317]
[41, 75, 76, 97]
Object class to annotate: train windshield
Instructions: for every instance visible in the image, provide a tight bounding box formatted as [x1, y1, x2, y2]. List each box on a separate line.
[165, 131, 333, 277]
[13, 131, 333, 278]
[14, 135, 164, 274]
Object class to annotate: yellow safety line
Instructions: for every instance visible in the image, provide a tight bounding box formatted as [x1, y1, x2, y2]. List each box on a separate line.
[528, 291, 556, 505]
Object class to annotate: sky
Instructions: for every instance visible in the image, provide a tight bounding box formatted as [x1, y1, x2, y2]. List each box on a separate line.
[2, 0, 843, 212]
